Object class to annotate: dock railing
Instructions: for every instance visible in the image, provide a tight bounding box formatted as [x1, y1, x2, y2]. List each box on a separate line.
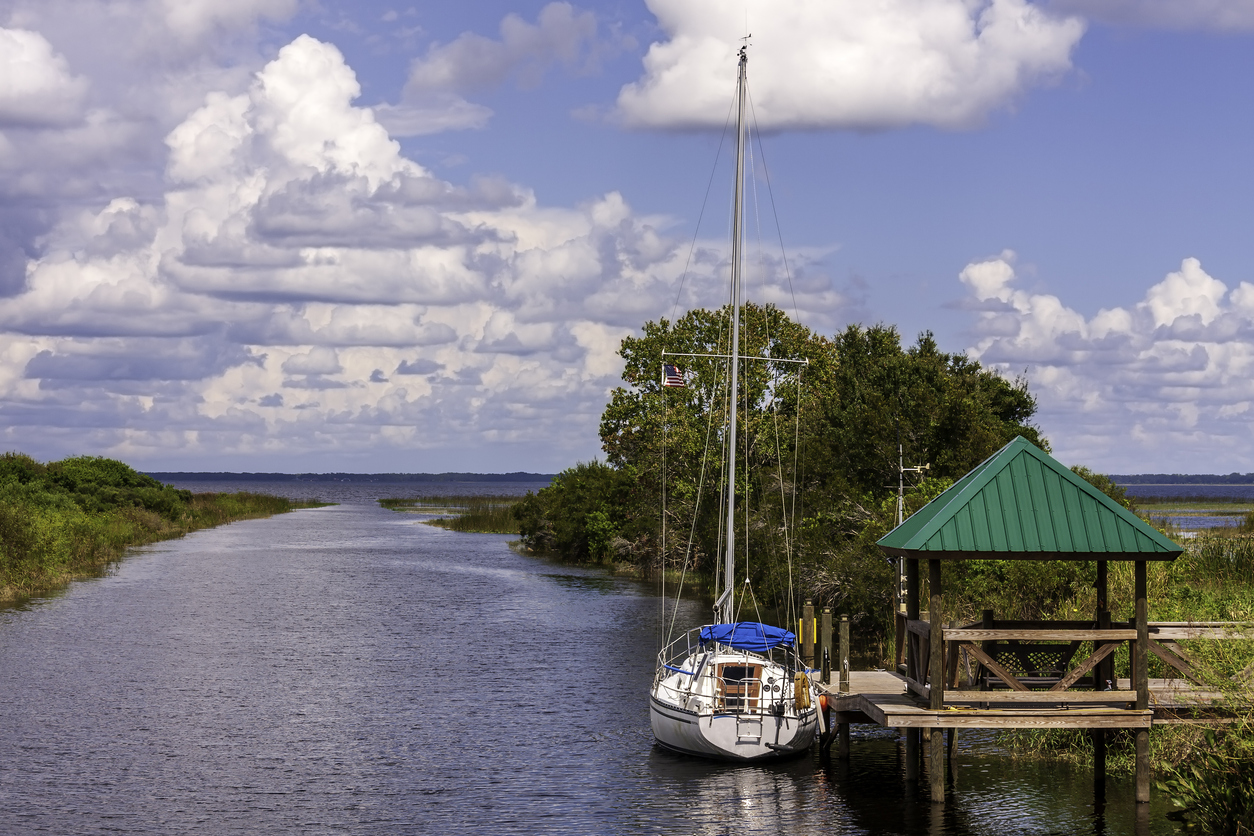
[894, 612, 1254, 707]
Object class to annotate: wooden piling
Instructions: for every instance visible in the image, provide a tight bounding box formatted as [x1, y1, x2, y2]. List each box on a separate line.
[1093, 729, 1106, 802]
[929, 559, 944, 804]
[905, 729, 919, 781]
[822, 607, 833, 685]
[838, 722, 850, 760]
[803, 600, 815, 668]
[839, 615, 850, 694]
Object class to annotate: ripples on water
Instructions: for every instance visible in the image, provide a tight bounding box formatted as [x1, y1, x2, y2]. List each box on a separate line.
[0, 485, 1182, 834]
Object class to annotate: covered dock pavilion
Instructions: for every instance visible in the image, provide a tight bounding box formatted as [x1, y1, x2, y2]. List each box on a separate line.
[863, 435, 1187, 804]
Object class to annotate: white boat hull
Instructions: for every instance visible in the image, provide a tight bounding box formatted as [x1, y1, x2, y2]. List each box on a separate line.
[649, 694, 818, 761]
[649, 643, 819, 761]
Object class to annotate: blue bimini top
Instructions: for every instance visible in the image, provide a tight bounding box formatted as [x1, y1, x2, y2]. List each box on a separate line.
[699, 622, 796, 653]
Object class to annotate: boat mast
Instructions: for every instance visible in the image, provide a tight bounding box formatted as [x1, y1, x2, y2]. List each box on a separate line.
[722, 45, 748, 626]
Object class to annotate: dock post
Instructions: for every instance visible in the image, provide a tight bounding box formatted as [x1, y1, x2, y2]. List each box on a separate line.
[1094, 729, 1107, 802]
[928, 559, 944, 804]
[839, 615, 850, 694]
[822, 607, 833, 685]
[905, 729, 918, 781]
[803, 600, 815, 669]
[838, 721, 850, 761]
[1135, 560, 1150, 804]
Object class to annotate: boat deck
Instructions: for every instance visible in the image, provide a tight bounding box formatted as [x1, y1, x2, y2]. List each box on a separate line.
[816, 670, 1237, 729]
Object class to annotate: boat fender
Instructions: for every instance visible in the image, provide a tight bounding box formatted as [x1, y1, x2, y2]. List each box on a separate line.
[794, 672, 812, 710]
[818, 693, 828, 712]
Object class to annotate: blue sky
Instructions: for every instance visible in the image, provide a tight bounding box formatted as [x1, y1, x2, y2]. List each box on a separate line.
[2, 0, 1254, 474]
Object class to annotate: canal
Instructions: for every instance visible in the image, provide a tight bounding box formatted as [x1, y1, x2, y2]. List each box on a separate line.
[0, 484, 1183, 834]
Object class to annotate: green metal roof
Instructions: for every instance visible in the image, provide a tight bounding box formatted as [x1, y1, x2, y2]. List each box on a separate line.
[877, 436, 1182, 561]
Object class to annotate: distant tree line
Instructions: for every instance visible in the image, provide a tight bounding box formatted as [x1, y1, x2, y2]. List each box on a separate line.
[513, 304, 1050, 648]
[144, 471, 555, 483]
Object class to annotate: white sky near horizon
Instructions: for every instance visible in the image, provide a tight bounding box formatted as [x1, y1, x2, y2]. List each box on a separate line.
[2, 0, 1254, 475]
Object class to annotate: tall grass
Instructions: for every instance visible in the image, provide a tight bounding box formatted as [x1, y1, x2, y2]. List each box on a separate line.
[0, 452, 326, 600]
[379, 495, 521, 534]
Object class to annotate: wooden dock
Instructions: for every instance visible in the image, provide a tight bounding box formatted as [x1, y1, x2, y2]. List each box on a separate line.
[799, 604, 1253, 808]
[816, 670, 1236, 729]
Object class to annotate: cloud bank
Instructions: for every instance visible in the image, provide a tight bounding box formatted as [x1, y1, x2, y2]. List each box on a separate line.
[0, 33, 834, 471]
[961, 253, 1254, 472]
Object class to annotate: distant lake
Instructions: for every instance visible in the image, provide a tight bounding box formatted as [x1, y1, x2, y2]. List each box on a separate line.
[1123, 484, 1254, 501]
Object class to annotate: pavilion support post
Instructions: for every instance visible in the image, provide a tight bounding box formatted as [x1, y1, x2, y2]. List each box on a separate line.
[979, 609, 994, 691]
[1095, 561, 1109, 691]
[905, 558, 920, 782]
[929, 559, 944, 804]
[1135, 560, 1150, 804]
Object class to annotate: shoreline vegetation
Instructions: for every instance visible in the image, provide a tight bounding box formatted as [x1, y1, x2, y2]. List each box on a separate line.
[379, 495, 522, 535]
[0, 452, 327, 602]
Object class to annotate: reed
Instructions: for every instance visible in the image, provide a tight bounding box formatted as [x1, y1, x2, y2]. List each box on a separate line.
[379, 495, 521, 534]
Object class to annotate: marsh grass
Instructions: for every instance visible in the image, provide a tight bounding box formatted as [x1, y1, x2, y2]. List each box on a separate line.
[379, 495, 521, 534]
[0, 455, 327, 601]
[991, 529, 1254, 829]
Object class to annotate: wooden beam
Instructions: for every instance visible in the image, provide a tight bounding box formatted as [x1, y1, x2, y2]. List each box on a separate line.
[884, 711, 1153, 729]
[945, 628, 1137, 641]
[906, 619, 932, 638]
[1050, 642, 1120, 692]
[960, 642, 1030, 692]
[1150, 625, 1254, 640]
[944, 691, 1133, 704]
[1147, 638, 1206, 687]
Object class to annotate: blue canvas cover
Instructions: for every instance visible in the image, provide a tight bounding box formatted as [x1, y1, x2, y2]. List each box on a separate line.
[699, 622, 796, 652]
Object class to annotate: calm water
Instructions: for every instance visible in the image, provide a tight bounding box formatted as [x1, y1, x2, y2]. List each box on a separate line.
[0, 484, 1182, 834]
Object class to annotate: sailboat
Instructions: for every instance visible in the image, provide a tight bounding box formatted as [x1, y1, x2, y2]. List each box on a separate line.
[648, 45, 819, 761]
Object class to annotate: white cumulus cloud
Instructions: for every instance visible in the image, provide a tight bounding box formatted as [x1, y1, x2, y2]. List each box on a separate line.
[617, 0, 1085, 131]
[0, 27, 88, 127]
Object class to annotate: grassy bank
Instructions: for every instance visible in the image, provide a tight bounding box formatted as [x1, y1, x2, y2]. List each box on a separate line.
[380, 495, 521, 534]
[0, 452, 325, 600]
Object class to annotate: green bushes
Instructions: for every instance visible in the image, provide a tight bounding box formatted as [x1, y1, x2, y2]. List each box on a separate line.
[0, 452, 315, 599]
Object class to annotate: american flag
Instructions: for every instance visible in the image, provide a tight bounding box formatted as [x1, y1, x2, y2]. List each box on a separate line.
[662, 363, 685, 387]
